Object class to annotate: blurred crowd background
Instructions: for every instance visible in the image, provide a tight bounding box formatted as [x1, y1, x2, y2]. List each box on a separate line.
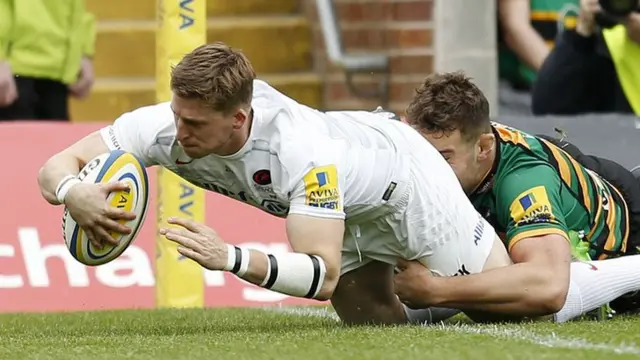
[0, 0, 638, 123]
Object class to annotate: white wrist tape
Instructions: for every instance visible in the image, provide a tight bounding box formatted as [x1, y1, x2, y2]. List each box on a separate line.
[55, 175, 82, 204]
[223, 244, 250, 277]
[260, 252, 327, 299]
[223, 246, 327, 299]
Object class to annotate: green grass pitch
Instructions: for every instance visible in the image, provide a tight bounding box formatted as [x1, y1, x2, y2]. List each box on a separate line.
[1, 306, 639, 359]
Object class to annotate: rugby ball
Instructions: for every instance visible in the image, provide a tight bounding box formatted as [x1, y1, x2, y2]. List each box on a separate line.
[63, 150, 150, 266]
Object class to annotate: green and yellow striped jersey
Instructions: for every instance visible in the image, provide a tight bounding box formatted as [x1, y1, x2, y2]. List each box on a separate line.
[471, 123, 629, 259]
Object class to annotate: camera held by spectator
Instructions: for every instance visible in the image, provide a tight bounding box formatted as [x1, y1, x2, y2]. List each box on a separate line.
[598, 0, 639, 17]
[532, 0, 640, 116]
[595, 0, 640, 30]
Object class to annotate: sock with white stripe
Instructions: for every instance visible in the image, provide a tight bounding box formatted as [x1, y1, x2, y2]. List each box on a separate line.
[554, 255, 640, 323]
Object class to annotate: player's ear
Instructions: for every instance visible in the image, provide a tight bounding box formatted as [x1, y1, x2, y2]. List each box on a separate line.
[232, 108, 249, 130]
[476, 132, 495, 160]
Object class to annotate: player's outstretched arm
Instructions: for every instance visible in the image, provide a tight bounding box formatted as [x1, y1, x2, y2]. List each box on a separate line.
[422, 235, 571, 316]
[162, 162, 347, 301]
[234, 214, 344, 300]
[39, 104, 163, 246]
[38, 131, 111, 205]
[396, 168, 573, 318]
[241, 161, 346, 299]
[161, 214, 344, 301]
[38, 131, 138, 247]
[430, 167, 573, 316]
[38, 103, 161, 205]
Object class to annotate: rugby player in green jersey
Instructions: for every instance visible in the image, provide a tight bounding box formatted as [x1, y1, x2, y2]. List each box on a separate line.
[393, 71, 640, 323]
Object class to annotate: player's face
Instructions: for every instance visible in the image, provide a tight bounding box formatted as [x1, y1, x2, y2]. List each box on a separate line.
[421, 130, 485, 193]
[171, 95, 249, 158]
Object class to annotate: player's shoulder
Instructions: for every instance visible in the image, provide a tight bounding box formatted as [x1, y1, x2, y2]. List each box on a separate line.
[252, 79, 277, 97]
[118, 101, 172, 120]
[114, 102, 174, 130]
[492, 122, 545, 148]
[111, 102, 175, 140]
[492, 163, 561, 211]
[251, 79, 323, 144]
[251, 79, 297, 113]
[247, 82, 318, 184]
[267, 129, 324, 185]
[256, 122, 338, 192]
[496, 160, 559, 187]
[493, 123, 549, 163]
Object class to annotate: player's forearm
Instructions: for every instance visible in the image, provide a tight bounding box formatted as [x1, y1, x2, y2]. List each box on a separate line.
[39, 131, 111, 205]
[237, 249, 269, 285]
[38, 154, 84, 205]
[225, 245, 335, 301]
[431, 263, 564, 316]
[504, 25, 550, 70]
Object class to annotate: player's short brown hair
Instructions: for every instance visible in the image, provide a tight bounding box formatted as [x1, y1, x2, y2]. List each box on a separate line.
[406, 71, 491, 141]
[171, 42, 256, 113]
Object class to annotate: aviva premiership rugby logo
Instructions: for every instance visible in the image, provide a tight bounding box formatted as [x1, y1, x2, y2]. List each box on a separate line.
[511, 186, 555, 227]
[303, 165, 341, 211]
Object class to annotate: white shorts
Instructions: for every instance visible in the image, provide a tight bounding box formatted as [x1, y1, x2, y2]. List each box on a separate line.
[340, 128, 496, 277]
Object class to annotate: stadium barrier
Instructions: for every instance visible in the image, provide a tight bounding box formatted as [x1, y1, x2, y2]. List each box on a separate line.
[503, 114, 640, 169]
[0, 122, 317, 313]
[1, 114, 637, 313]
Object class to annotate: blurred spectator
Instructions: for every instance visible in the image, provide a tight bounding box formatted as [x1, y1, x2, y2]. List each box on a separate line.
[498, 0, 579, 91]
[0, 0, 96, 121]
[532, 0, 640, 115]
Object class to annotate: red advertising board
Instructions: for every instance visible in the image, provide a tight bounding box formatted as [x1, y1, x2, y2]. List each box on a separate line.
[0, 122, 323, 313]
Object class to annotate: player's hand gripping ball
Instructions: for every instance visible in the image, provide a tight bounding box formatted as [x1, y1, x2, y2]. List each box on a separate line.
[62, 150, 150, 266]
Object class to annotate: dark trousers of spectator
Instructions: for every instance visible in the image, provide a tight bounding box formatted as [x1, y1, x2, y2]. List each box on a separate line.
[0, 76, 69, 121]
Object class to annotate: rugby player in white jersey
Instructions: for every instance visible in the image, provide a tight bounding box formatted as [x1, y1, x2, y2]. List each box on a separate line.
[37, 42, 511, 325]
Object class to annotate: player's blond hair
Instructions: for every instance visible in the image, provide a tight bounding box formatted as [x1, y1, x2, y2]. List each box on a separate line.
[171, 42, 256, 114]
[406, 71, 491, 141]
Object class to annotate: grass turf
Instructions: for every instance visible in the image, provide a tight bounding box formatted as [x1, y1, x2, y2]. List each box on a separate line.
[0, 307, 639, 359]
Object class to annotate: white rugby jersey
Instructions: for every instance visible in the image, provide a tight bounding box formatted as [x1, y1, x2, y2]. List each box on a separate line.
[99, 80, 442, 222]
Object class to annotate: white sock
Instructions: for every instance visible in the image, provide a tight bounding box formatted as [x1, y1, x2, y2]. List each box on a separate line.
[402, 304, 460, 324]
[554, 255, 640, 323]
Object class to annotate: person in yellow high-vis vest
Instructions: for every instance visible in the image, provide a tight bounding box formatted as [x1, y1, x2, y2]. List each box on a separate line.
[0, 0, 96, 121]
[531, 0, 640, 116]
[604, 18, 640, 115]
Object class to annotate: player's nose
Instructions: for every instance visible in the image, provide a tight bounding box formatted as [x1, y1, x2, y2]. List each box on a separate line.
[175, 119, 190, 141]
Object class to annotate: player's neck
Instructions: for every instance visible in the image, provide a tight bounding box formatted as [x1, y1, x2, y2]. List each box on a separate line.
[216, 108, 254, 156]
[470, 143, 497, 194]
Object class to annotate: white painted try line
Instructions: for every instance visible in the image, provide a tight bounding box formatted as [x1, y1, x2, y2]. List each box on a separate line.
[264, 306, 640, 356]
